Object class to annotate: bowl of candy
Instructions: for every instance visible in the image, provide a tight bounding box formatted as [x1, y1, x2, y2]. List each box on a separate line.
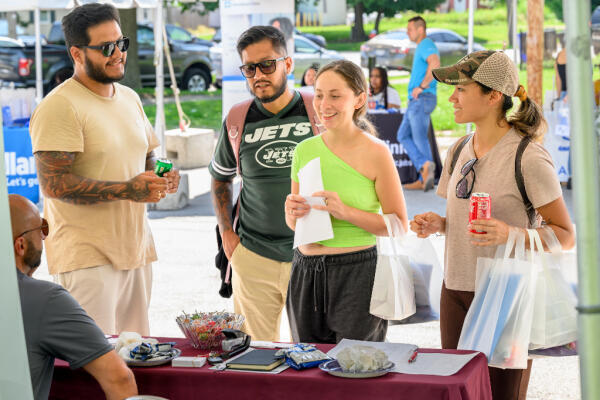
[176, 311, 245, 350]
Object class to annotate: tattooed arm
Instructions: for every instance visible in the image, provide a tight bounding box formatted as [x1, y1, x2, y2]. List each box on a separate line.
[35, 151, 168, 205]
[211, 177, 239, 259]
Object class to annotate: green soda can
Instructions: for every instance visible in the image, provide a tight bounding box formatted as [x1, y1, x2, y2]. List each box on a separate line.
[154, 158, 173, 177]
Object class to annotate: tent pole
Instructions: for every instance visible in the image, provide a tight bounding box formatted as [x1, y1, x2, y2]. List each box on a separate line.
[34, 7, 43, 103]
[0, 113, 34, 400]
[154, 2, 165, 158]
[466, 0, 475, 135]
[563, 1, 600, 398]
[467, 0, 474, 53]
[512, 0, 518, 65]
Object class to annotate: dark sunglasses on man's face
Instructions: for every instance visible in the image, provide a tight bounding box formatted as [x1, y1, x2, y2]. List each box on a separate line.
[14, 218, 49, 242]
[455, 158, 477, 199]
[239, 57, 286, 78]
[78, 37, 129, 57]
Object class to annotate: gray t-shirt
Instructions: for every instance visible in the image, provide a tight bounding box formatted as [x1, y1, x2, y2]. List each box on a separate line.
[17, 271, 113, 400]
[437, 129, 562, 291]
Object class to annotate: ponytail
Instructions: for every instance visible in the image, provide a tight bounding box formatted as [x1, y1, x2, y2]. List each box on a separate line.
[477, 82, 546, 141]
[355, 115, 378, 136]
[508, 96, 546, 141]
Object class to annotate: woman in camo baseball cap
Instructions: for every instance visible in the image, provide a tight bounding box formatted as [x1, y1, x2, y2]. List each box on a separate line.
[432, 50, 545, 140]
[410, 50, 575, 400]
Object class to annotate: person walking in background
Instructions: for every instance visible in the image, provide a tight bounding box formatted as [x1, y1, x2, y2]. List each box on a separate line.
[29, 3, 180, 336]
[554, 44, 572, 186]
[368, 66, 401, 110]
[300, 63, 319, 93]
[411, 50, 575, 400]
[209, 26, 317, 341]
[555, 46, 567, 102]
[397, 15, 440, 191]
[285, 60, 409, 343]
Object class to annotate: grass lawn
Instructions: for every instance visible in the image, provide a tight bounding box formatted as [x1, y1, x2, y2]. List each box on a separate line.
[301, 5, 564, 52]
[135, 88, 222, 98]
[144, 99, 223, 132]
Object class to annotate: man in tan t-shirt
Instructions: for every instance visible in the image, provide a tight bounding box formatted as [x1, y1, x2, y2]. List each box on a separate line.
[29, 3, 180, 335]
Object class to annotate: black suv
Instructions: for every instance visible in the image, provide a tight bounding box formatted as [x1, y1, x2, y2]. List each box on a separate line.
[0, 36, 73, 93]
[48, 22, 214, 92]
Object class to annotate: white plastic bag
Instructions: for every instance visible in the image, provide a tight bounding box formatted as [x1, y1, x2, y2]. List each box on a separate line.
[458, 229, 537, 369]
[543, 103, 571, 182]
[395, 235, 444, 323]
[369, 214, 416, 321]
[528, 228, 578, 350]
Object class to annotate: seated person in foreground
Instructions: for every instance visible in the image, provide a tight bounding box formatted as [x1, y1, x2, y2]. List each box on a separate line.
[368, 66, 401, 110]
[9, 194, 138, 400]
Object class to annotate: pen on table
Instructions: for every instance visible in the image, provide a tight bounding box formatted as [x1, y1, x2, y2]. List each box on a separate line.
[408, 348, 418, 363]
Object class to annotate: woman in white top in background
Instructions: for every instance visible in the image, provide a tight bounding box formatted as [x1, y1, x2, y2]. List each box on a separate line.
[299, 63, 319, 94]
[368, 66, 401, 110]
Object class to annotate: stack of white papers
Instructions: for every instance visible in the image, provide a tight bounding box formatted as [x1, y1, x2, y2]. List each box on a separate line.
[293, 157, 334, 248]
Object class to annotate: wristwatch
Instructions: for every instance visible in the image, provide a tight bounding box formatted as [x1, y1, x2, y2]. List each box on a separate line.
[419, 84, 427, 90]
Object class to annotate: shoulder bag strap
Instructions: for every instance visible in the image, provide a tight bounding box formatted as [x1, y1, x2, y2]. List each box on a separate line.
[225, 98, 254, 176]
[515, 137, 536, 226]
[449, 133, 473, 175]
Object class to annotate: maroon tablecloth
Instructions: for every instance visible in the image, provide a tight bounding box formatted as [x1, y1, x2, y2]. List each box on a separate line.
[49, 337, 491, 400]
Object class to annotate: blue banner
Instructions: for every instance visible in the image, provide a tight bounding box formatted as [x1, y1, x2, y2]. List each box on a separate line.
[3, 125, 39, 203]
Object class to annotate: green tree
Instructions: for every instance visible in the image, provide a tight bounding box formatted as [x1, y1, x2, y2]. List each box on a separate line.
[118, 8, 142, 90]
[546, 0, 600, 21]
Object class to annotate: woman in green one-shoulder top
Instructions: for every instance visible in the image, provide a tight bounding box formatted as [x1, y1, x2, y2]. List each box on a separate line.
[284, 60, 408, 343]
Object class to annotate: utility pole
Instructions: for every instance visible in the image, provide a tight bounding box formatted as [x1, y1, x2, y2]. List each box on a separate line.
[526, 0, 544, 104]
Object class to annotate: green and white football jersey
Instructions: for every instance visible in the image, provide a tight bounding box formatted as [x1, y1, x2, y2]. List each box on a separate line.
[209, 91, 314, 262]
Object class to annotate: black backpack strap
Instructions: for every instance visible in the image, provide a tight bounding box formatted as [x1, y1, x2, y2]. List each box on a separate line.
[448, 133, 474, 175]
[515, 137, 536, 226]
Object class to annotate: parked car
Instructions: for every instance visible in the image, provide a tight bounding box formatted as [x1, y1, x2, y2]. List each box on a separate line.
[48, 21, 214, 92]
[0, 36, 73, 93]
[294, 28, 326, 48]
[360, 28, 485, 71]
[293, 35, 342, 81]
[210, 35, 343, 88]
[212, 27, 326, 48]
[137, 23, 213, 91]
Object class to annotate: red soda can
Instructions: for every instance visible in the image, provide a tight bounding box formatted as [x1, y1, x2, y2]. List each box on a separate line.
[469, 192, 491, 234]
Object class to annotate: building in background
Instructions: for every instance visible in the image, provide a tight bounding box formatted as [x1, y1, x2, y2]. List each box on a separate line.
[296, 0, 346, 26]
